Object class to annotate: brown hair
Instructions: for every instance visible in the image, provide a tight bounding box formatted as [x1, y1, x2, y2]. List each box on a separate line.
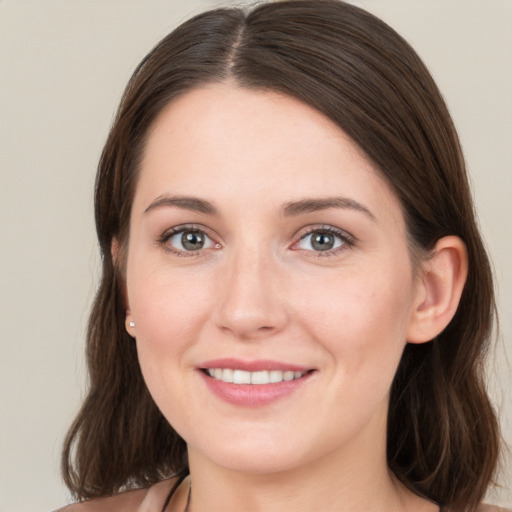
[62, 1, 501, 510]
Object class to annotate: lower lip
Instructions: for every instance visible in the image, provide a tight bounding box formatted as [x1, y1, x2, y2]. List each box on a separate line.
[199, 371, 313, 407]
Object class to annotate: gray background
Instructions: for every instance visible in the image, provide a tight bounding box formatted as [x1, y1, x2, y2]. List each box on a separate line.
[1, 1, 510, 510]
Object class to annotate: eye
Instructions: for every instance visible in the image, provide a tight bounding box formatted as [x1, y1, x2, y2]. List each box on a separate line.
[161, 227, 219, 254]
[293, 226, 352, 254]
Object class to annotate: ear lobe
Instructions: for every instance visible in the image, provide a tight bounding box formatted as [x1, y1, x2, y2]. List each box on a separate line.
[407, 236, 468, 344]
[125, 314, 136, 338]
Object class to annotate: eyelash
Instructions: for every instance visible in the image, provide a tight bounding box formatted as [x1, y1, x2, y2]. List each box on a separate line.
[158, 224, 354, 258]
[292, 225, 354, 258]
[158, 224, 219, 258]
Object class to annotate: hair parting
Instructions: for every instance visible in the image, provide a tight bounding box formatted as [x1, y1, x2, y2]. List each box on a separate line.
[62, 2, 501, 510]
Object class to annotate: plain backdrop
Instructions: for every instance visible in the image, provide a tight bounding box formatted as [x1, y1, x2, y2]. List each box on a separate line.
[0, 1, 510, 511]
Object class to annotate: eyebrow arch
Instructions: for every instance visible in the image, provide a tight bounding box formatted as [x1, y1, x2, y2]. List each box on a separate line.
[144, 195, 217, 215]
[281, 197, 376, 221]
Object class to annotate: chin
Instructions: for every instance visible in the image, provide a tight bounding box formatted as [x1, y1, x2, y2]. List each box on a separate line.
[186, 427, 319, 475]
[201, 447, 309, 475]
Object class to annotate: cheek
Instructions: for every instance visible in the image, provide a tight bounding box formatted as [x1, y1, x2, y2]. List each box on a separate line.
[127, 265, 216, 428]
[294, 262, 414, 376]
[126, 261, 216, 390]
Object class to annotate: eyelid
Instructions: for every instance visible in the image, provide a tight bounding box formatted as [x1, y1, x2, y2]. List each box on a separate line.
[157, 223, 354, 257]
[294, 224, 354, 241]
[158, 223, 221, 256]
[291, 224, 355, 255]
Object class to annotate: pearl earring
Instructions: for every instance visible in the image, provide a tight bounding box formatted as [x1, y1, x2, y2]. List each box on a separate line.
[129, 321, 135, 328]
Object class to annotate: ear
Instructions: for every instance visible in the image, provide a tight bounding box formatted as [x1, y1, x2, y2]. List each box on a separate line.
[407, 236, 468, 344]
[111, 238, 136, 337]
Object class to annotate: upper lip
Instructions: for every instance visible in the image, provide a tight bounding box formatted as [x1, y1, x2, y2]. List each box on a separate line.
[198, 358, 313, 373]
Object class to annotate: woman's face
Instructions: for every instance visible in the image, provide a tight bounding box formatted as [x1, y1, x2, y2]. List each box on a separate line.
[125, 84, 422, 474]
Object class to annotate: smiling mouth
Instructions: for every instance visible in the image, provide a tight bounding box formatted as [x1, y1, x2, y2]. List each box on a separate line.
[203, 368, 313, 385]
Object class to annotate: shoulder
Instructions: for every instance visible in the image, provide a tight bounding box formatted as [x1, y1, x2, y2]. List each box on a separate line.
[54, 487, 148, 512]
[54, 488, 147, 512]
[54, 478, 178, 512]
[476, 506, 512, 512]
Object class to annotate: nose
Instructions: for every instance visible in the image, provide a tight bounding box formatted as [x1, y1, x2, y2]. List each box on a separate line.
[214, 246, 288, 340]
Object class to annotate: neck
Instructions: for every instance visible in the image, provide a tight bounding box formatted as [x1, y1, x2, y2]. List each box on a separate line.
[187, 459, 400, 512]
[185, 407, 427, 512]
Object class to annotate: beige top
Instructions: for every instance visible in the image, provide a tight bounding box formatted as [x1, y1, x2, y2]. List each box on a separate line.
[55, 477, 185, 512]
[56, 479, 510, 512]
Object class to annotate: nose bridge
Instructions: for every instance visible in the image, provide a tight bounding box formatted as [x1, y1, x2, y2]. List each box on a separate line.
[215, 239, 287, 338]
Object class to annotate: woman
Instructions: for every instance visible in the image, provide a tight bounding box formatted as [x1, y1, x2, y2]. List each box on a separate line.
[58, 1, 507, 511]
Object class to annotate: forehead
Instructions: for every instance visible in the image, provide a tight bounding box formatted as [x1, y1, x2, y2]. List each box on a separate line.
[145, 83, 364, 168]
[135, 83, 404, 228]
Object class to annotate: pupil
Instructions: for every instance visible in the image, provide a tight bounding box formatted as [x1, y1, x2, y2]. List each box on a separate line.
[182, 231, 204, 250]
[312, 233, 334, 251]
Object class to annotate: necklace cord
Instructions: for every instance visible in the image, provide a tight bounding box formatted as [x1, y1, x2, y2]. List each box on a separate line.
[166, 476, 442, 512]
[183, 481, 191, 512]
[161, 472, 188, 512]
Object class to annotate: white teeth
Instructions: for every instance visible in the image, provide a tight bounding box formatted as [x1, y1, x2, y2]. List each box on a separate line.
[269, 370, 283, 383]
[222, 368, 234, 383]
[233, 370, 251, 384]
[251, 370, 269, 384]
[283, 371, 295, 381]
[206, 368, 306, 384]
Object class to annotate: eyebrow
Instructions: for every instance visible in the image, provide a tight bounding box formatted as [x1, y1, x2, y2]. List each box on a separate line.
[281, 197, 376, 221]
[144, 195, 217, 215]
[144, 194, 375, 221]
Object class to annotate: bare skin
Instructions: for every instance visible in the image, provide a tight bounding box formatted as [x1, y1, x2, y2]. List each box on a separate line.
[57, 85, 499, 512]
[120, 84, 467, 512]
